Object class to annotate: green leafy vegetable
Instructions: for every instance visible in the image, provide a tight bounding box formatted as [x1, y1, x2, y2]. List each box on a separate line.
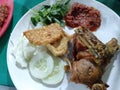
[31, 0, 70, 27]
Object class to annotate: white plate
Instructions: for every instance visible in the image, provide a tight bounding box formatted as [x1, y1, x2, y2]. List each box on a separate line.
[7, 0, 120, 90]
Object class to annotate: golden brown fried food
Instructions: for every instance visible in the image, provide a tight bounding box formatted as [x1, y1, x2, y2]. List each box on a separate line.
[47, 36, 69, 56]
[24, 23, 72, 56]
[46, 31, 72, 56]
[92, 83, 107, 90]
[70, 27, 119, 90]
[23, 23, 63, 45]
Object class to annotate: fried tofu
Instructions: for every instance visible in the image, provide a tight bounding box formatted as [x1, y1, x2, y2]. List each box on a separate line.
[46, 34, 70, 56]
[23, 23, 63, 45]
[46, 28, 72, 56]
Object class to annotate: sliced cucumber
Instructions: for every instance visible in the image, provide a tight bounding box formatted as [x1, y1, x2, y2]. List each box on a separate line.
[42, 56, 66, 85]
[23, 44, 36, 62]
[29, 52, 54, 79]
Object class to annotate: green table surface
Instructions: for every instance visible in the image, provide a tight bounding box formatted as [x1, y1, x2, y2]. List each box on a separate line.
[0, 0, 120, 87]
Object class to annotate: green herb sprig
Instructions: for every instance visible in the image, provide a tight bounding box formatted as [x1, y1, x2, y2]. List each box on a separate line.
[31, 0, 70, 27]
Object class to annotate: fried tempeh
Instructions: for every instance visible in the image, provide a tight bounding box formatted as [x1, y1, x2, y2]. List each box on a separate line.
[23, 23, 63, 45]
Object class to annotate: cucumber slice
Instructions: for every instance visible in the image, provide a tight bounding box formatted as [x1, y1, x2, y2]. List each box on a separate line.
[23, 44, 36, 62]
[29, 52, 54, 79]
[42, 57, 66, 85]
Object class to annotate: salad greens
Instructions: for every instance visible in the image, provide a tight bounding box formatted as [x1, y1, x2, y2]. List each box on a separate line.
[31, 0, 70, 27]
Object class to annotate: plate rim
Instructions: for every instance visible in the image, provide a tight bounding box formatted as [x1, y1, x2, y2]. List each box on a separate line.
[7, 0, 120, 90]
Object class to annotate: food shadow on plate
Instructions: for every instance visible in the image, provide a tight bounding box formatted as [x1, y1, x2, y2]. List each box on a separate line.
[27, 20, 43, 30]
[102, 50, 120, 83]
[28, 69, 65, 88]
[65, 73, 89, 90]
[109, 52, 120, 90]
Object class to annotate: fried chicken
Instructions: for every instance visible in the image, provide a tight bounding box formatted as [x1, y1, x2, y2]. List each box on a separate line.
[69, 27, 119, 90]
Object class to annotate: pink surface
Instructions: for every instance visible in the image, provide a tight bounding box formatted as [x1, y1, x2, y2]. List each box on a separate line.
[0, 0, 14, 38]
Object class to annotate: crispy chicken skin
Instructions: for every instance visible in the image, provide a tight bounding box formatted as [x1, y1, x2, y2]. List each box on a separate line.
[69, 27, 119, 90]
[70, 59, 102, 87]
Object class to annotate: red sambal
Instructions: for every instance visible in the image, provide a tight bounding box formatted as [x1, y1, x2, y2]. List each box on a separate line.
[0, 4, 9, 30]
[65, 3, 101, 31]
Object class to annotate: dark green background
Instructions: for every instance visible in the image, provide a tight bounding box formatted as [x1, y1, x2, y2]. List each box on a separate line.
[0, 0, 120, 87]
